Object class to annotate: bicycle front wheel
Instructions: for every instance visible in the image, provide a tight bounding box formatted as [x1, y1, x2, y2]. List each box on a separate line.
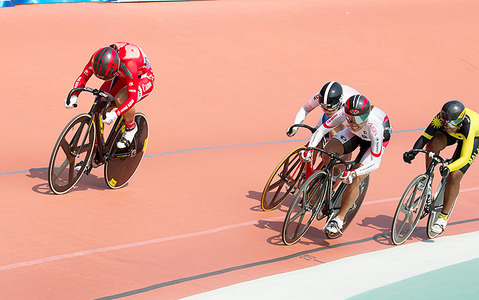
[48, 113, 96, 195]
[104, 113, 149, 189]
[260, 146, 307, 211]
[282, 170, 328, 245]
[391, 174, 428, 245]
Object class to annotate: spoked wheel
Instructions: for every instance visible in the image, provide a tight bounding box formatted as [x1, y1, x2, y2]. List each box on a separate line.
[282, 170, 328, 245]
[326, 175, 370, 239]
[48, 113, 96, 195]
[391, 174, 429, 245]
[260, 146, 308, 211]
[104, 113, 149, 189]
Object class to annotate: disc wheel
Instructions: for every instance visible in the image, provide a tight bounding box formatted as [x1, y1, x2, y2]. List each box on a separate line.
[104, 113, 149, 189]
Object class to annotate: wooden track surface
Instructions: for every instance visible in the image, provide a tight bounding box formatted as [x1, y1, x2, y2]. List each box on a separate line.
[1, 1, 479, 298]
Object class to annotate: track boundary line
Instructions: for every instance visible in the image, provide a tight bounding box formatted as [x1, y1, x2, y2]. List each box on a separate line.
[1, 185, 478, 273]
[1, 128, 425, 176]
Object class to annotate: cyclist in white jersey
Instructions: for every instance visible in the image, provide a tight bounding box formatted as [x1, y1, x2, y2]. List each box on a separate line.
[304, 94, 392, 235]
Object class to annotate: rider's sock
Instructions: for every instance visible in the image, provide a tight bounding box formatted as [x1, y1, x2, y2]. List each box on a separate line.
[439, 212, 448, 221]
[125, 120, 136, 130]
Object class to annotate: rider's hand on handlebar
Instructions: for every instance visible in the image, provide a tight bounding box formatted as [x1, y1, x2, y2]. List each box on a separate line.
[301, 149, 313, 162]
[102, 111, 117, 125]
[286, 125, 298, 137]
[440, 165, 450, 177]
[340, 170, 357, 184]
[64, 95, 78, 109]
[403, 150, 418, 164]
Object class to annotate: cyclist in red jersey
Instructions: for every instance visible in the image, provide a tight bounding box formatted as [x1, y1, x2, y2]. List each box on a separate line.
[65, 42, 155, 148]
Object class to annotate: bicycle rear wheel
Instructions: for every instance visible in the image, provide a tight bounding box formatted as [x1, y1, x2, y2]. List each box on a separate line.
[260, 146, 307, 211]
[104, 113, 149, 189]
[326, 175, 370, 239]
[391, 174, 428, 245]
[426, 184, 456, 239]
[48, 113, 96, 195]
[282, 170, 328, 245]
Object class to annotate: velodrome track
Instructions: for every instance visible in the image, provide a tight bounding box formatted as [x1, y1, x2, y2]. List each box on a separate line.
[1, 0, 479, 298]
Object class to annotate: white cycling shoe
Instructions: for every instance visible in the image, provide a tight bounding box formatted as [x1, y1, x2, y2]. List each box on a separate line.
[431, 217, 447, 235]
[325, 216, 343, 234]
[117, 124, 138, 149]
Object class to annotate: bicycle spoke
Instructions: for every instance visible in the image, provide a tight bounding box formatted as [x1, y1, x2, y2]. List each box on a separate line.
[391, 174, 428, 245]
[261, 147, 306, 211]
[48, 114, 95, 195]
[52, 157, 71, 182]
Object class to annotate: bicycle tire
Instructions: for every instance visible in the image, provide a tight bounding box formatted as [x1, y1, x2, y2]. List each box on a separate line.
[104, 113, 149, 189]
[282, 170, 328, 245]
[391, 174, 428, 245]
[260, 146, 307, 211]
[426, 187, 457, 239]
[326, 175, 370, 239]
[48, 113, 96, 195]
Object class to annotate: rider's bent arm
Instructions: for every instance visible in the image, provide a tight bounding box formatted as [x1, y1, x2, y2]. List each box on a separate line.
[354, 151, 381, 176]
[447, 120, 477, 172]
[72, 57, 95, 97]
[355, 135, 385, 177]
[114, 60, 140, 116]
[412, 114, 442, 149]
[309, 110, 344, 147]
[293, 106, 308, 125]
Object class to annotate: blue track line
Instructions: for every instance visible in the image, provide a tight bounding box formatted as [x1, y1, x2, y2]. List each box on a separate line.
[1, 128, 425, 176]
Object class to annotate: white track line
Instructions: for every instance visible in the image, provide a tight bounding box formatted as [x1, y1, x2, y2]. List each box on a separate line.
[2, 187, 478, 271]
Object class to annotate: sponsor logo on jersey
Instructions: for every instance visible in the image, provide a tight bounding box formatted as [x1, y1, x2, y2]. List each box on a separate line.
[142, 81, 152, 92]
[120, 62, 133, 79]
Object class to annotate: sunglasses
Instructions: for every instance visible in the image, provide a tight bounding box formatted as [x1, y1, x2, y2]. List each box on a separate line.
[320, 104, 340, 112]
[346, 114, 368, 125]
[443, 119, 461, 128]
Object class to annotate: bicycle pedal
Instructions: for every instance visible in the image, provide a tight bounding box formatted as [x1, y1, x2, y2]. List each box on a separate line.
[84, 165, 92, 175]
[290, 186, 298, 195]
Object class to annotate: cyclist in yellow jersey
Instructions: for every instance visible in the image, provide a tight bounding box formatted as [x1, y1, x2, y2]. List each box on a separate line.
[403, 100, 479, 234]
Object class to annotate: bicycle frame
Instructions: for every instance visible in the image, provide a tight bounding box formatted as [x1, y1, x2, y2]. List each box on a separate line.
[410, 149, 449, 218]
[66, 87, 125, 166]
[289, 124, 326, 180]
[307, 146, 354, 220]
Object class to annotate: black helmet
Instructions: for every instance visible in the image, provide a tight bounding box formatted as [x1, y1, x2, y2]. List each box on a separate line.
[315, 81, 343, 110]
[440, 100, 466, 127]
[344, 94, 370, 124]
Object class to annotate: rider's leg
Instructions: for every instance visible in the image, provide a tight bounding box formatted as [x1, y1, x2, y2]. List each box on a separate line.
[113, 87, 138, 148]
[424, 132, 447, 168]
[336, 166, 366, 221]
[442, 170, 463, 215]
[432, 170, 462, 234]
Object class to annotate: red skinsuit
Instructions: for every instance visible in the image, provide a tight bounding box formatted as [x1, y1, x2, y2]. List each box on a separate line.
[73, 42, 155, 117]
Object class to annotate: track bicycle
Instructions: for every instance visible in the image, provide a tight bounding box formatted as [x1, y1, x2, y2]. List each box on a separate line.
[282, 147, 370, 245]
[48, 87, 149, 195]
[260, 124, 325, 211]
[391, 150, 455, 245]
